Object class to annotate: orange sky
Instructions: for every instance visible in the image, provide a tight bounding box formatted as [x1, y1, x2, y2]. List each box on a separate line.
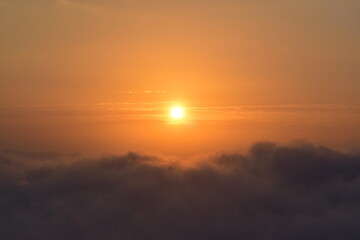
[0, 0, 360, 155]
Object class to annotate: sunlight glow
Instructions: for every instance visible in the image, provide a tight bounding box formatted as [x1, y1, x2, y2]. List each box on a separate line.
[170, 107, 184, 120]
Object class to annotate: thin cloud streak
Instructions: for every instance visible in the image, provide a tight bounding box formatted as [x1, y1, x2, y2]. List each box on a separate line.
[1, 103, 359, 121]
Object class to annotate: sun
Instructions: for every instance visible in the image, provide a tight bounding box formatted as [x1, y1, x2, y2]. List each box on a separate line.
[170, 106, 184, 120]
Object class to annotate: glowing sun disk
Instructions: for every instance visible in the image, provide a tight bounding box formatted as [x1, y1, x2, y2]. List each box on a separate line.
[170, 107, 184, 120]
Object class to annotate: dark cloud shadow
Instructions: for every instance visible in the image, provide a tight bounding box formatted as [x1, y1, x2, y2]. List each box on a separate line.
[1, 142, 360, 239]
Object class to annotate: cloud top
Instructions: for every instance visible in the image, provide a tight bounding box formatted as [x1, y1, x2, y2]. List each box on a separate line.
[1, 142, 360, 239]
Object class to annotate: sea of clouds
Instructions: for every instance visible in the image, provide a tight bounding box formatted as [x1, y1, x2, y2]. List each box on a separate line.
[1, 141, 360, 239]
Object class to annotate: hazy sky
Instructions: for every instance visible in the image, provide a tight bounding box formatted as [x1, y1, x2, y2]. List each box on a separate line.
[1, 0, 359, 106]
[0, 0, 360, 155]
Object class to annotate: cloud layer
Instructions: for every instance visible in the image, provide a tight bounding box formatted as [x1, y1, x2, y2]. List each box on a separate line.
[1, 142, 360, 239]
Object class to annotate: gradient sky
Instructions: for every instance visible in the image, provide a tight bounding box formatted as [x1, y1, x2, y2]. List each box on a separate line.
[0, 0, 360, 155]
[1, 0, 359, 106]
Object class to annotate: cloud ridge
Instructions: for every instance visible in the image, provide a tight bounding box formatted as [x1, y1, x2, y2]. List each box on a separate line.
[1, 142, 360, 239]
